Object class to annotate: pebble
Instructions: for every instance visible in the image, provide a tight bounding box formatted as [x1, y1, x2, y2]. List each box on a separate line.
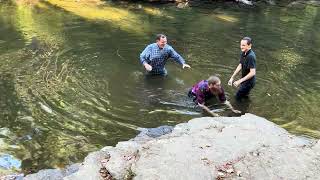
[226, 168, 234, 173]
[217, 172, 225, 177]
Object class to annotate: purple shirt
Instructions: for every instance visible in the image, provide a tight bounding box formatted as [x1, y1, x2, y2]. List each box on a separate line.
[191, 80, 226, 104]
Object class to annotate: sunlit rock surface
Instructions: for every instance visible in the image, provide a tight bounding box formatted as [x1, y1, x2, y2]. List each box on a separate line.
[22, 113, 320, 180]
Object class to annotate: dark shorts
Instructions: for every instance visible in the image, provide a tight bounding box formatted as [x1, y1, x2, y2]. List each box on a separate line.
[236, 80, 255, 100]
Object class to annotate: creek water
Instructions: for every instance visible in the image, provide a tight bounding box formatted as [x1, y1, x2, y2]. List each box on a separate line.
[0, 1, 319, 172]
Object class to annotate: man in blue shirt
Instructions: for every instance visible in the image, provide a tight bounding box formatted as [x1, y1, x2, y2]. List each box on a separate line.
[228, 37, 256, 100]
[140, 34, 191, 75]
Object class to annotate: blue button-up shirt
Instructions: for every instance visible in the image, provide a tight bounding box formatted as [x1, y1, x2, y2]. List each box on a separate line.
[140, 43, 185, 75]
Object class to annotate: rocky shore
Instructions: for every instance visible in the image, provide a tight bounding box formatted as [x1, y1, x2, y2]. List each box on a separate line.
[18, 114, 320, 180]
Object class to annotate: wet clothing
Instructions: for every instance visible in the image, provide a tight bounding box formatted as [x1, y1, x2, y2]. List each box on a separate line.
[236, 80, 255, 100]
[188, 80, 226, 104]
[140, 43, 185, 75]
[240, 49, 256, 84]
[237, 49, 256, 100]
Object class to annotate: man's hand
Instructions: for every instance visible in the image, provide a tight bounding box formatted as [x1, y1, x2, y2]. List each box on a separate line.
[144, 63, 152, 71]
[228, 78, 234, 86]
[233, 80, 242, 87]
[182, 63, 191, 69]
[224, 100, 241, 114]
[210, 112, 220, 117]
[232, 109, 241, 114]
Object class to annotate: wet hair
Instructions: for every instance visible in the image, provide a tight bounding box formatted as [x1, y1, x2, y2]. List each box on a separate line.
[156, 34, 167, 41]
[242, 37, 252, 45]
[207, 76, 221, 85]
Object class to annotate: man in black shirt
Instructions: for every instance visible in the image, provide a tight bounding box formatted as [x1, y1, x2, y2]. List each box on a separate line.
[228, 37, 256, 100]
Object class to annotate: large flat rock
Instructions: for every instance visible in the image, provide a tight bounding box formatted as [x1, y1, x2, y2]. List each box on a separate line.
[23, 114, 320, 180]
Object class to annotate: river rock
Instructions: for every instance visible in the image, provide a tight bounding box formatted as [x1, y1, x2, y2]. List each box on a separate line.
[23, 114, 320, 179]
[24, 164, 79, 180]
[236, 0, 253, 5]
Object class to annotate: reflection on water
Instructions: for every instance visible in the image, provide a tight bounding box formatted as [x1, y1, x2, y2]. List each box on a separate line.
[0, 0, 319, 173]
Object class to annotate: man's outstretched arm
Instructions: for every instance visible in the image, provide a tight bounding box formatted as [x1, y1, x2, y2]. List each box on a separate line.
[224, 100, 241, 114]
[198, 103, 220, 117]
[169, 46, 191, 69]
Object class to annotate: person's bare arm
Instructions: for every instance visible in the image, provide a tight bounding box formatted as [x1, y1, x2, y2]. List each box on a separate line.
[233, 68, 256, 87]
[228, 64, 242, 86]
[198, 103, 220, 117]
[224, 100, 241, 114]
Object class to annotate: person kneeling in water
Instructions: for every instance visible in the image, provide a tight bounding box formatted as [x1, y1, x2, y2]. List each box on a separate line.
[188, 75, 241, 117]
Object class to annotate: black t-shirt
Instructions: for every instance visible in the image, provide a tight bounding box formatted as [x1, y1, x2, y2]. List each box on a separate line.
[239, 49, 256, 83]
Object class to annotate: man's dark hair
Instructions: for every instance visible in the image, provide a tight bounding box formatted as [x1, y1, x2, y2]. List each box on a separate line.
[242, 37, 252, 45]
[156, 34, 167, 41]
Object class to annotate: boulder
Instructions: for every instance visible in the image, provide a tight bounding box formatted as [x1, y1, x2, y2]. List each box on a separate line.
[24, 114, 320, 180]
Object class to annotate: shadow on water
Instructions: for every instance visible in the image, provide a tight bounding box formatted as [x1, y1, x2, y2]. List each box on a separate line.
[0, 73, 26, 171]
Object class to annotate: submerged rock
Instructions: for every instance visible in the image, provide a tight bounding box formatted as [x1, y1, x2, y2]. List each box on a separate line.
[24, 164, 80, 180]
[38, 102, 54, 114]
[236, 0, 253, 5]
[0, 154, 21, 170]
[137, 125, 173, 138]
